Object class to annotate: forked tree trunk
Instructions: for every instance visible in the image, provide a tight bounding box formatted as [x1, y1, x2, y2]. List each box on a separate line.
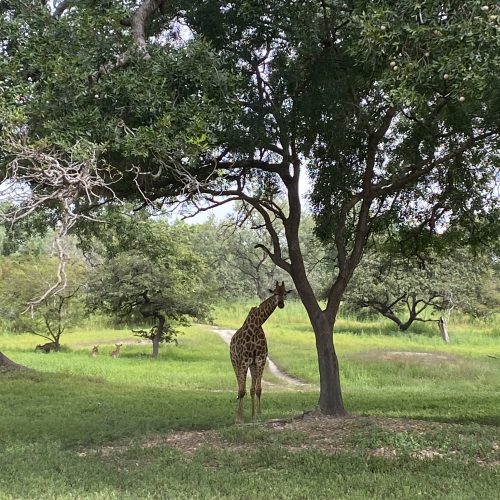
[399, 317, 416, 332]
[285, 172, 350, 417]
[290, 254, 349, 416]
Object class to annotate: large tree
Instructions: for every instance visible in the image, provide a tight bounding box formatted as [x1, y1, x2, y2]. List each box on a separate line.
[85, 214, 211, 358]
[1, 1, 499, 415]
[344, 248, 500, 331]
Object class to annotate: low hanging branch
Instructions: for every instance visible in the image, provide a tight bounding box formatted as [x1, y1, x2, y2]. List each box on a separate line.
[0, 140, 120, 312]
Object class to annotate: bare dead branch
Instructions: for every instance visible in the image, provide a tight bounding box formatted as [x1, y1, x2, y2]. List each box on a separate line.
[0, 139, 120, 311]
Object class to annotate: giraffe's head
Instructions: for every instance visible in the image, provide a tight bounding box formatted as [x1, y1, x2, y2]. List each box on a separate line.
[268, 281, 292, 309]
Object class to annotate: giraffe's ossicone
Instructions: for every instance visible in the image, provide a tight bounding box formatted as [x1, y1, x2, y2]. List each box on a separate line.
[230, 281, 292, 424]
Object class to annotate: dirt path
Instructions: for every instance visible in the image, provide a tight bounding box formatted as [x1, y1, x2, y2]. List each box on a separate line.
[71, 330, 312, 389]
[212, 328, 311, 388]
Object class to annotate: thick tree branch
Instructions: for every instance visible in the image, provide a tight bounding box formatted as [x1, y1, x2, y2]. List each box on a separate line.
[215, 159, 292, 183]
[89, 0, 167, 84]
[53, 0, 73, 18]
[370, 131, 497, 199]
[387, 292, 408, 310]
[195, 185, 290, 273]
[367, 106, 398, 147]
[364, 106, 397, 196]
[242, 200, 290, 273]
[132, 0, 166, 59]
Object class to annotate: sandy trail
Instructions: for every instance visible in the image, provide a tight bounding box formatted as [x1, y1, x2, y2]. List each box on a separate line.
[212, 328, 311, 388]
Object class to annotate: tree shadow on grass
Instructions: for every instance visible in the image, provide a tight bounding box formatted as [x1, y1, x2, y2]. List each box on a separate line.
[347, 390, 500, 427]
[0, 371, 316, 447]
[1, 370, 499, 498]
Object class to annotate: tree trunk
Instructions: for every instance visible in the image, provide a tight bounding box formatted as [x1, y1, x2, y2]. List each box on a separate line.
[152, 316, 165, 359]
[284, 168, 348, 417]
[438, 316, 450, 343]
[0, 352, 29, 372]
[290, 253, 349, 416]
[399, 317, 416, 331]
[152, 335, 160, 358]
[311, 314, 348, 416]
[379, 310, 405, 329]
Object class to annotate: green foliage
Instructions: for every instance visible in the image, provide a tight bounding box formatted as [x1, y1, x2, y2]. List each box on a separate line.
[0, 0, 239, 191]
[85, 214, 212, 345]
[3, 1, 497, 239]
[344, 247, 500, 328]
[306, 1, 500, 249]
[0, 254, 85, 340]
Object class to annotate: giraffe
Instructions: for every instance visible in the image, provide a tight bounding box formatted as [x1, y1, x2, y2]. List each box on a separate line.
[230, 281, 291, 424]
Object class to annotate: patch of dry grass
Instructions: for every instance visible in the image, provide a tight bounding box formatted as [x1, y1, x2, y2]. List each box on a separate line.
[76, 413, 500, 469]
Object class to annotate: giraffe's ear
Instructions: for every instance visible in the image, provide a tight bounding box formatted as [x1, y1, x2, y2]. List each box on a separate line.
[268, 288, 275, 294]
[286, 289, 293, 294]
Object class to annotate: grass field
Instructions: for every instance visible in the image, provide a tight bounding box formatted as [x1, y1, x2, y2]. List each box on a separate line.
[0, 302, 499, 499]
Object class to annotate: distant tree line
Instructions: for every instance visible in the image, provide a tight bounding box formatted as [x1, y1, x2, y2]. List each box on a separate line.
[1, 204, 498, 356]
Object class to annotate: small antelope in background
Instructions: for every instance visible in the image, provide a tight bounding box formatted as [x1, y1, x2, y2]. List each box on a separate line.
[35, 342, 59, 353]
[111, 344, 122, 359]
[90, 345, 99, 357]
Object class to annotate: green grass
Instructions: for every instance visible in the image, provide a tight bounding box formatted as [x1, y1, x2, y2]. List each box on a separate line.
[2, 326, 235, 391]
[215, 301, 500, 425]
[0, 305, 499, 499]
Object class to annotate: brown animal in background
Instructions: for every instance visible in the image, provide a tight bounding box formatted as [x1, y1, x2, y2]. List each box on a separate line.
[90, 345, 99, 357]
[111, 344, 122, 358]
[35, 342, 59, 353]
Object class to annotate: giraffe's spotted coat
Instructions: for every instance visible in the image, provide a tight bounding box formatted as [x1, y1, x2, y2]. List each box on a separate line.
[229, 282, 290, 424]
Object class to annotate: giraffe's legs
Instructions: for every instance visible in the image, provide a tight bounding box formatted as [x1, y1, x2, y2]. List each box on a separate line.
[249, 362, 265, 419]
[235, 365, 248, 425]
[249, 365, 256, 419]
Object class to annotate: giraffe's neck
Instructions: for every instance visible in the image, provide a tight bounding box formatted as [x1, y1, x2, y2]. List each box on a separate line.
[254, 295, 279, 326]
